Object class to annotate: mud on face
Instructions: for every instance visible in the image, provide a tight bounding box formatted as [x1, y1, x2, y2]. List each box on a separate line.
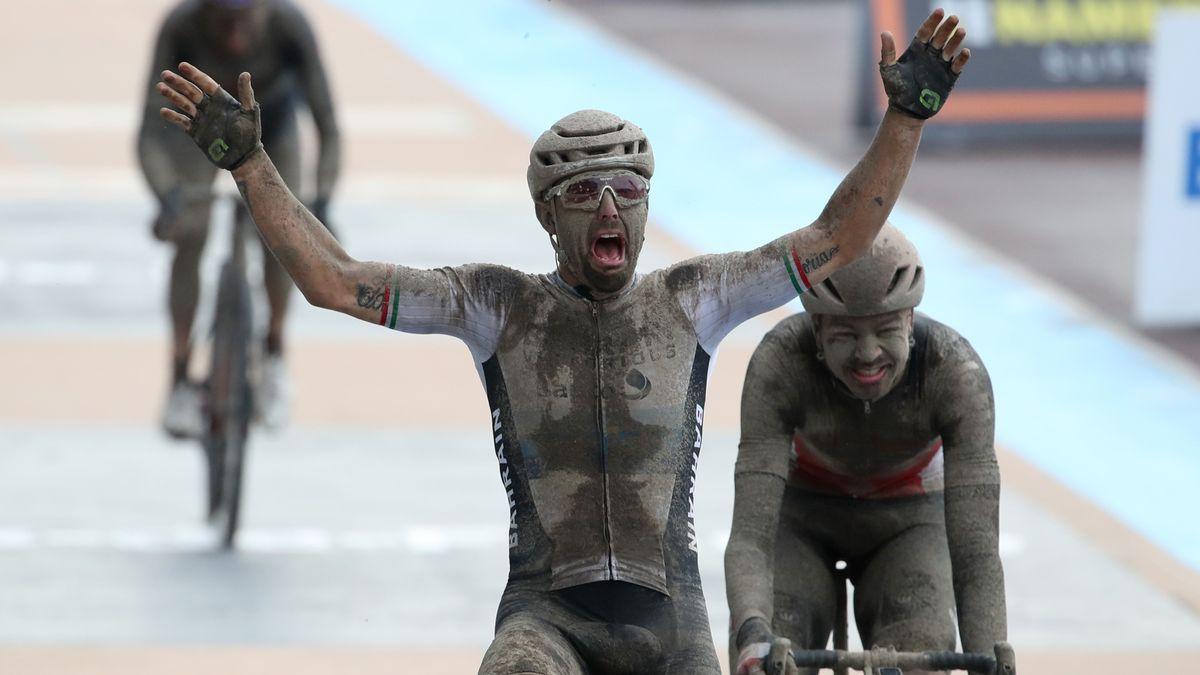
[539, 186, 648, 295]
[814, 309, 914, 402]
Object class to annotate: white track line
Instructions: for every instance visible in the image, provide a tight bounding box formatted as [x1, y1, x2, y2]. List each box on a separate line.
[0, 169, 523, 203]
[0, 103, 475, 136]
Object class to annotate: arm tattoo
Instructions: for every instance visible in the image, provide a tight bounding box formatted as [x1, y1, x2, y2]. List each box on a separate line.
[356, 274, 389, 310]
[785, 245, 839, 297]
[802, 246, 839, 275]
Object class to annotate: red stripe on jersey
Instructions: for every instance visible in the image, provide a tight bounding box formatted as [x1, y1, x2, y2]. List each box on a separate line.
[379, 285, 391, 326]
[790, 247, 812, 290]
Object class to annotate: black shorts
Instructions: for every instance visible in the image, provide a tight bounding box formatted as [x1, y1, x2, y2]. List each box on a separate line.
[480, 578, 721, 675]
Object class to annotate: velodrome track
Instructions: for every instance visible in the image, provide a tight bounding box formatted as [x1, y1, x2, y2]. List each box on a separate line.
[1, 1, 1198, 673]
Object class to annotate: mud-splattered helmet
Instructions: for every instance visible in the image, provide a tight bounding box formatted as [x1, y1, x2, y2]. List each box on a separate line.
[527, 109, 654, 202]
[800, 223, 924, 316]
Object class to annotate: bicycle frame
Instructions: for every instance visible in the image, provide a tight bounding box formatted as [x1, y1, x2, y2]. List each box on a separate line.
[200, 192, 258, 549]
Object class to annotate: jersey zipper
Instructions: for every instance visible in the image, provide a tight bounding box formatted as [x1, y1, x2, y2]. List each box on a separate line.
[591, 302, 616, 580]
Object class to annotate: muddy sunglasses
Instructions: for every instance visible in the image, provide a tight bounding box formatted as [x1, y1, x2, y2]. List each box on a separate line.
[544, 171, 650, 210]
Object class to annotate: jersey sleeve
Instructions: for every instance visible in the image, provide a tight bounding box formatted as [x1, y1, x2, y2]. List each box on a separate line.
[933, 329, 1001, 490]
[669, 234, 806, 353]
[377, 263, 515, 362]
[930, 325, 1009, 652]
[734, 324, 800, 479]
[725, 325, 801, 637]
[279, 1, 340, 200]
[136, 7, 188, 204]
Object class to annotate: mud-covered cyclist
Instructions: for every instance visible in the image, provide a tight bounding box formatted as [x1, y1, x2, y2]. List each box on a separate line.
[152, 6, 963, 670]
[725, 227, 1009, 675]
[724, 12, 994, 675]
[138, 0, 340, 437]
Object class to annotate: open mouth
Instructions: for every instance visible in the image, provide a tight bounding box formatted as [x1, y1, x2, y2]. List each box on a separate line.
[590, 232, 627, 269]
[850, 364, 889, 386]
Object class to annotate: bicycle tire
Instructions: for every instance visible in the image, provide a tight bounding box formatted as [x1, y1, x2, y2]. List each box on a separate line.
[205, 257, 254, 549]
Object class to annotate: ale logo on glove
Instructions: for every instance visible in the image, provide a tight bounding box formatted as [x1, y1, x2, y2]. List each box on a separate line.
[919, 89, 942, 113]
[208, 138, 230, 162]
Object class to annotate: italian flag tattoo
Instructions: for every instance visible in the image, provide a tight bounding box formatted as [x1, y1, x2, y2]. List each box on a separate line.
[784, 245, 812, 297]
[378, 265, 401, 329]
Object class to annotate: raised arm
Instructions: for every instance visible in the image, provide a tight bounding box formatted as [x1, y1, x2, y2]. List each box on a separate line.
[934, 332, 1008, 653]
[155, 63, 508, 355]
[787, 9, 970, 286]
[678, 11, 970, 349]
[726, 332, 801, 675]
[156, 63, 368, 314]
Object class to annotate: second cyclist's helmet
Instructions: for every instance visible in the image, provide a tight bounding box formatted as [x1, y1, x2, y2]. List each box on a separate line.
[800, 224, 924, 316]
[527, 109, 654, 201]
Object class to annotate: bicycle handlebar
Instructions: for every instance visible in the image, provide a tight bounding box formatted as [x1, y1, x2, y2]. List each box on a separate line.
[790, 642, 1015, 673]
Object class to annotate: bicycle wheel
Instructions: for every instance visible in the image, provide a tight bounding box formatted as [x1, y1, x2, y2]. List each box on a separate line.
[205, 257, 254, 549]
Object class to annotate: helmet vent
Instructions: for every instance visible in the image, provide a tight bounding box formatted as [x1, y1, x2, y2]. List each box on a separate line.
[886, 266, 908, 296]
[909, 266, 924, 290]
[819, 278, 844, 304]
[555, 121, 625, 138]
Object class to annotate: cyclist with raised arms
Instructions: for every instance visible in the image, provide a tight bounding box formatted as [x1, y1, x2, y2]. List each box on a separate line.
[138, 0, 340, 436]
[725, 225, 1008, 675]
[151, 8, 968, 673]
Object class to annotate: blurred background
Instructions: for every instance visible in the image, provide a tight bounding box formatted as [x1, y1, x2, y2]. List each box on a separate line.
[2, 0, 1199, 673]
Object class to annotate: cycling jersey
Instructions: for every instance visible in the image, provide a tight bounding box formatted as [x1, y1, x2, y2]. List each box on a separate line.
[380, 238, 798, 593]
[734, 314, 997, 498]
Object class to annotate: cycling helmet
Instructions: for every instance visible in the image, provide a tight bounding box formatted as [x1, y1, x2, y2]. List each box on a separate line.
[800, 224, 924, 316]
[527, 109, 654, 201]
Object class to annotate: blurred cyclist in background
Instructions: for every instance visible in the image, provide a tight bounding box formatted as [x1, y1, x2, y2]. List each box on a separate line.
[726, 225, 1008, 675]
[138, 0, 340, 437]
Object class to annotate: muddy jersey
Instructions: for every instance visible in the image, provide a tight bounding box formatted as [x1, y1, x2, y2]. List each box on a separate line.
[736, 312, 999, 499]
[376, 238, 800, 594]
[138, 0, 339, 203]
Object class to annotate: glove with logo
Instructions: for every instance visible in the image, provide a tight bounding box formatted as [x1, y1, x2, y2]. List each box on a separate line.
[189, 88, 262, 170]
[157, 63, 263, 171]
[878, 10, 970, 120]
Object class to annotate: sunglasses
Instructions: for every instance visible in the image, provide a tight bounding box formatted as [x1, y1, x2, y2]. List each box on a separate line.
[544, 172, 650, 210]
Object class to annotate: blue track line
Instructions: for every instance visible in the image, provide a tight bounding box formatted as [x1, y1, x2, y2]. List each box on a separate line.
[332, 0, 1200, 570]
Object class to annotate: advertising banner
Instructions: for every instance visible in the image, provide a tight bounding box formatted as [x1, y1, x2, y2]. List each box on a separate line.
[1135, 10, 1200, 325]
[857, 0, 1200, 137]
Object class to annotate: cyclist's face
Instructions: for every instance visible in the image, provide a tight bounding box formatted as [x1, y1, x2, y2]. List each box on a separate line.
[544, 172, 649, 295]
[201, 4, 269, 59]
[814, 310, 913, 401]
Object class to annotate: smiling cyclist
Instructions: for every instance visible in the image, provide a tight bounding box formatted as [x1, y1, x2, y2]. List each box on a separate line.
[151, 6, 966, 671]
[725, 225, 1008, 675]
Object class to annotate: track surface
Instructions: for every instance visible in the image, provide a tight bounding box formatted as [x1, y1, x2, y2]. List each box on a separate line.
[1, 1, 1198, 673]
